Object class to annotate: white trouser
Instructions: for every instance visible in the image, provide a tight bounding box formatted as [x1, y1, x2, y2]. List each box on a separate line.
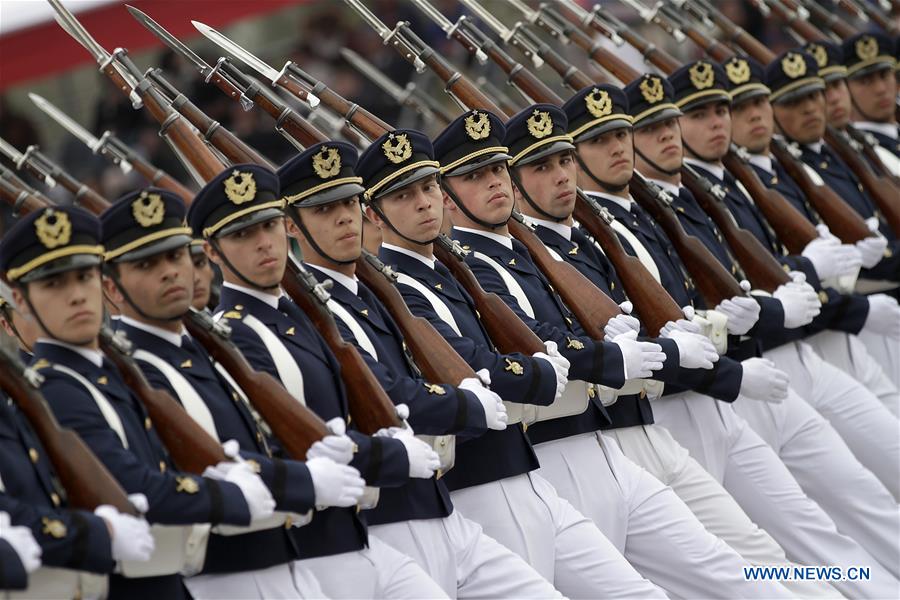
[806, 330, 900, 417]
[369, 510, 562, 599]
[653, 390, 900, 599]
[185, 562, 325, 599]
[857, 326, 900, 395]
[765, 341, 900, 499]
[735, 385, 900, 578]
[533, 432, 793, 599]
[294, 535, 448, 599]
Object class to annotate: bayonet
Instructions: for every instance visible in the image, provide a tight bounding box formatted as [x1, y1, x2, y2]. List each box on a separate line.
[459, 0, 545, 68]
[0, 138, 57, 188]
[553, 1, 625, 46]
[617, 0, 686, 42]
[340, 0, 426, 72]
[408, 0, 488, 64]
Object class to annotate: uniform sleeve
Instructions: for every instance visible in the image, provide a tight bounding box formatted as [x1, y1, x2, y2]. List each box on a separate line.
[779, 255, 820, 287]
[807, 290, 869, 335]
[399, 286, 557, 407]
[465, 257, 626, 388]
[663, 355, 743, 402]
[0, 538, 28, 590]
[38, 373, 251, 528]
[0, 492, 113, 574]
[861, 239, 900, 282]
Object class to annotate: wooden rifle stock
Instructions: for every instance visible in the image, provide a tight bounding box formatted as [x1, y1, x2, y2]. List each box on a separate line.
[410, 46, 507, 117]
[630, 178, 744, 306]
[0, 175, 48, 216]
[281, 257, 402, 434]
[847, 126, 900, 182]
[0, 347, 137, 515]
[356, 251, 476, 384]
[98, 327, 227, 474]
[182, 309, 328, 460]
[573, 191, 683, 335]
[702, 4, 771, 62]
[507, 213, 621, 340]
[12, 146, 110, 215]
[721, 151, 818, 254]
[681, 167, 790, 291]
[777, 0, 856, 39]
[433, 235, 546, 355]
[762, 0, 831, 43]
[127, 155, 193, 202]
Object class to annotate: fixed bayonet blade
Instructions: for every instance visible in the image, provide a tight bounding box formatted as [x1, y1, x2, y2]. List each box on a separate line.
[47, 0, 108, 62]
[126, 5, 212, 75]
[0, 137, 25, 166]
[192, 21, 282, 84]
[342, 0, 393, 40]
[408, 0, 488, 63]
[0, 138, 56, 187]
[460, 0, 544, 67]
[340, 48, 408, 102]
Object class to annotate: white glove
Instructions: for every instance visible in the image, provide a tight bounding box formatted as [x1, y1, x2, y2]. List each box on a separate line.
[533, 340, 570, 401]
[306, 456, 365, 508]
[666, 330, 719, 370]
[396, 430, 441, 478]
[660, 305, 702, 337]
[127, 493, 149, 515]
[802, 226, 863, 280]
[773, 277, 821, 328]
[856, 219, 888, 268]
[715, 294, 761, 336]
[739, 357, 789, 403]
[0, 512, 41, 573]
[458, 376, 508, 430]
[611, 330, 666, 379]
[863, 293, 900, 340]
[94, 505, 154, 563]
[306, 418, 355, 465]
[208, 461, 276, 522]
[604, 313, 641, 339]
[394, 403, 410, 421]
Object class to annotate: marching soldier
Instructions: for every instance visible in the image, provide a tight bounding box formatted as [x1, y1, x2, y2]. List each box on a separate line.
[280, 139, 572, 599]
[97, 188, 368, 598]
[0, 206, 276, 599]
[186, 164, 451, 599]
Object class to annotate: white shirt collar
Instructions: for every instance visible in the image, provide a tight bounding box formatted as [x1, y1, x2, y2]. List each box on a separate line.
[222, 281, 283, 310]
[648, 178, 681, 197]
[522, 215, 572, 241]
[453, 226, 513, 250]
[38, 338, 104, 368]
[805, 141, 824, 154]
[684, 157, 725, 180]
[382, 243, 435, 270]
[853, 121, 898, 140]
[305, 263, 359, 295]
[585, 189, 633, 212]
[747, 153, 774, 174]
[118, 315, 186, 347]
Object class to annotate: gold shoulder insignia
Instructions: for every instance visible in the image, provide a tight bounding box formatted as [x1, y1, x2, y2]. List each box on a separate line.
[132, 191, 165, 227]
[508, 258, 517, 266]
[222, 311, 243, 320]
[224, 170, 257, 205]
[35, 209, 72, 249]
[526, 110, 553, 139]
[425, 383, 446, 395]
[434, 283, 443, 290]
[504, 358, 524, 376]
[180, 359, 192, 369]
[313, 146, 341, 179]
[360, 308, 369, 317]
[96, 376, 108, 386]
[41, 517, 67, 539]
[568, 246, 579, 255]
[176, 476, 200, 494]
[465, 111, 491, 140]
[566, 337, 585, 350]
[31, 358, 51, 370]
[285, 326, 296, 336]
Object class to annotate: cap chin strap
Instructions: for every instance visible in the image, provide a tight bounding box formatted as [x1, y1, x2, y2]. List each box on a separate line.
[441, 179, 509, 230]
[0, 307, 30, 353]
[105, 261, 185, 324]
[19, 288, 94, 348]
[286, 206, 358, 266]
[848, 92, 883, 126]
[634, 145, 682, 177]
[573, 151, 629, 193]
[209, 237, 280, 291]
[681, 140, 722, 165]
[366, 200, 438, 247]
[507, 168, 566, 224]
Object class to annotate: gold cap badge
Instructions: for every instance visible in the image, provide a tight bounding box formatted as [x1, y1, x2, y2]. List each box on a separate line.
[585, 88, 613, 118]
[640, 76, 664, 103]
[465, 111, 491, 140]
[725, 59, 750, 84]
[856, 36, 879, 61]
[808, 44, 828, 68]
[35, 209, 72, 249]
[312, 146, 341, 179]
[383, 133, 413, 164]
[781, 53, 807, 79]
[132, 191, 165, 228]
[224, 170, 257, 205]
[526, 109, 554, 139]
[689, 62, 715, 90]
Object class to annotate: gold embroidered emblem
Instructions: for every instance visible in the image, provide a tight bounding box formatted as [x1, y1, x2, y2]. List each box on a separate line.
[526, 110, 553, 139]
[425, 383, 446, 395]
[724, 58, 750, 84]
[224, 170, 257, 205]
[504, 358, 524, 376]
[34, 209, 72, 249]
[566, 338, 585, 350]
[568, 246, 578, 255]
[180, 359, 192, 369]
[382, 133, 413, 164]
[42, 518, 66, 539]
[285, 326, 295, 336]
[508, 258, 517, 266]
[465, 111, 491, 140]
[96, 376, 108, 385]
[808, 44, 828, 68]
[640, 76, 664, 103]
[176, 476, 200, 494]
[222, 311, 242, 320]
[585, 88, 612, 118]
[856, 35, 879, 61]
[781, 53, 807, 79]
[434, 283, 443, 290]
[689, 62, 715, 90]
[312, 146, 341, 179]
[132, 191, 165, 227]
[360, 309, 369, 317]
[31, 359, 51, 371]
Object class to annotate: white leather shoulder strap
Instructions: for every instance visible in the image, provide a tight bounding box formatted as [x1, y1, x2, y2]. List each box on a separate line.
[51, 365, 128, 448]
[471, 251, 536, 318]
[606, 220, 662, 283]
[234, 314, 306, 406]
[327, 299, 378, 360]
[395, 273, 462, 337]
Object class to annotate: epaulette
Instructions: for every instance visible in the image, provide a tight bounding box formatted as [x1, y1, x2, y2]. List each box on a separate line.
[31, 358, 52, 371]
[220, 310, 243, 320]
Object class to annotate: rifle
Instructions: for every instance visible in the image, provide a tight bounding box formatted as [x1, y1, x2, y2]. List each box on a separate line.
[356, 251, 476, 383]
[508, 212, 622, 340]
[681, 165, 791, 292]
[0, 346, 137, 515]
[182, 308, 328, 460]
[432, 234, 546, 354]
[282, 256, 402, 434]
[29, 93, 194, 202]
[772, 0, 857, 39]
[0, 166, 52, 216]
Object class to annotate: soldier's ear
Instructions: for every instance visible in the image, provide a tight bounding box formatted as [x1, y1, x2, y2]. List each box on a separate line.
[10, 287, 28, 318]
[364, 205, 385, 229]
[203, 240, 222, 267]
[100, 272, 124, 305]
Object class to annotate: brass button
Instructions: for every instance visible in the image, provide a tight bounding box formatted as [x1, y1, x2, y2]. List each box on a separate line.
[29, 448, 39, 464]
[50, 492, 61, 507]
[159, 461, 167, 473]
[144, 417, 152, 430]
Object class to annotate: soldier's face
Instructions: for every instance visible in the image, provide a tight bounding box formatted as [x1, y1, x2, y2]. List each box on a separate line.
[731, 95, 775, 153]
[14, 267, 104, 347]
[773, 90, 826, 144]
[633, 117, 684, 175]
[210, 216, 288, 289]
[513, 150, 578, 221]
[108, 246, 194, 322]
[443, 162, 515, 228]
[0, 306, 40, 351]
[824, 79, 852, 128]
[295, 197, 363, 265]
[576, 128, 634, 189]
[848, 68, 897, 122]
[679, 101, 732, 161]
[371, 175, 444, 245]
[191, 252, 215, 311]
